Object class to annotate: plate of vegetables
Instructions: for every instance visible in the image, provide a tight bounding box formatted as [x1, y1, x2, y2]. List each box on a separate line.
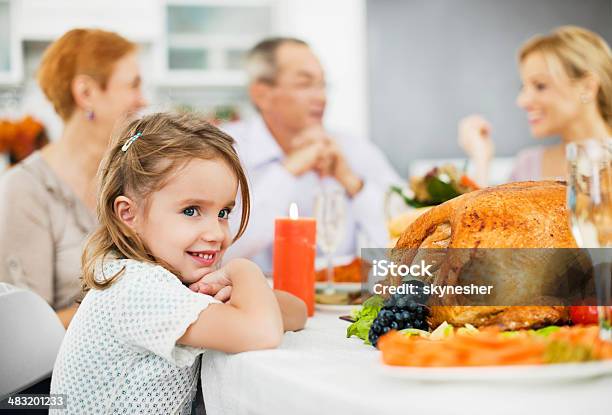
[390, 164, 479, 209]
[377, 325, 612, 382]
[346, 295, 612, 381]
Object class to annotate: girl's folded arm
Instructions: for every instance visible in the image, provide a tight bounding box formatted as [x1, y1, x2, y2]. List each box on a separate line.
[178, 259, 283, 353]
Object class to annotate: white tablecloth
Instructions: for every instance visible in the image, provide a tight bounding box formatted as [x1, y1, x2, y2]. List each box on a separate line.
[201, 310, 611, 415]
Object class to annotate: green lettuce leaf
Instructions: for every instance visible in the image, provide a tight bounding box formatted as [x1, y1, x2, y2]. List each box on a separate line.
[389, 186, 432, 208]
[347, 318, 376, 344]
[425, 177, 461, 204]
[347, 295, 384, 343]
[502, 325, 562, 338]
[534, 326, 561, 336]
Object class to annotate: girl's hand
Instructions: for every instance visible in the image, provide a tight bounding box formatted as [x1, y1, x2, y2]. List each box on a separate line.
[189, 266, 233, 302]
[178, 258, 282, 352]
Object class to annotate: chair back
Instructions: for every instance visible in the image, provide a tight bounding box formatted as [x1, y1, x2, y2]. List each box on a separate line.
[0, 283, 65, 399]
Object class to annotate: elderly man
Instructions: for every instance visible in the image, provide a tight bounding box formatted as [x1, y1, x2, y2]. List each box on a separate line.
[224, 37, 401, 272]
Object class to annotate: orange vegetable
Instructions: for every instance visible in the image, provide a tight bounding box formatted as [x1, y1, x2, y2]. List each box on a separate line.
[315, 257, 368, 283]
[459, 174, 479, 190]
[378, 325, 612, 367]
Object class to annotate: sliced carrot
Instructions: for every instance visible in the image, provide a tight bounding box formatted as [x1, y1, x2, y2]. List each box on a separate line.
[378, 326, 611, 367]
[459, 174, 480, 190]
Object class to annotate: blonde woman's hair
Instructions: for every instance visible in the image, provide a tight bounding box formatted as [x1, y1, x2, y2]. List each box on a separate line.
[519, 25, 612, 128]
[81, 112, 251, 291]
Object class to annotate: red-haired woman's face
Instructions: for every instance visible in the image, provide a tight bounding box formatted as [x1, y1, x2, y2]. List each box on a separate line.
[93, 52, 147, 137]
[516, 52, 584, 139]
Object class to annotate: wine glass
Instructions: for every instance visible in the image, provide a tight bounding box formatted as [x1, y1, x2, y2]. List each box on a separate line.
[314, 189, 346, 294]
[566, 138, 612, 340]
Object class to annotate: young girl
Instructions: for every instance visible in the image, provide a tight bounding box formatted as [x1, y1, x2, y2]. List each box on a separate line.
[50, 112, 307, 414]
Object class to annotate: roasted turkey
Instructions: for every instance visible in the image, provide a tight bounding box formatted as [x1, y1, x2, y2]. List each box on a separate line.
[394, 181, 590, 330]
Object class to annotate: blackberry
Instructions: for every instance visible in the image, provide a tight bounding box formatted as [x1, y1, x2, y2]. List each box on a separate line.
[368, 295, 430, 348]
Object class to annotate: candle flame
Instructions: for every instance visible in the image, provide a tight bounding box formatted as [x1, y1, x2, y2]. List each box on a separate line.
[289, 203, 299, 219]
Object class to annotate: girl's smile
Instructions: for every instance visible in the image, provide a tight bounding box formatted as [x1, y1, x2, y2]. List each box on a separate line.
[187, 250, 220, 267]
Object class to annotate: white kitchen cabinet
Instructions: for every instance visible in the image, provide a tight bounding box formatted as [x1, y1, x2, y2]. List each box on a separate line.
[1, 0, 279, 89]
[0, 0, 160, 86]
[0, 0, 23, 85]
[16, 0, 160, 42]
[157, 0, 278, 87]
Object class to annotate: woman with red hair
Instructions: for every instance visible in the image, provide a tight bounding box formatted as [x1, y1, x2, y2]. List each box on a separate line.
[0, 28, 146, 327]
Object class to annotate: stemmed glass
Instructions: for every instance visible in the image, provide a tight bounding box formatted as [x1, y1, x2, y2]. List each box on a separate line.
[566, 138, 612, 340]
[314, 188, 346, 294]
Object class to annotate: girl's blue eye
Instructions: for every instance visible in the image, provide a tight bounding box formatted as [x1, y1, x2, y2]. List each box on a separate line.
[535, 82, 547, 91]
[183, 207, 199, 217]
[218, 208, 231, 219]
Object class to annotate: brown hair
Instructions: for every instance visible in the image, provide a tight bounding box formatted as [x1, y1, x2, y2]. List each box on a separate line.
[37, 28, 137, 121]
[519, 25, 612, 128]
[81, 112, 251, 291]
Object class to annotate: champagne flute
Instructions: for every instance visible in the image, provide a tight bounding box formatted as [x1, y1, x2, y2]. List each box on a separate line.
[566, 138, 612, 340]
[314, 189, 346, 294]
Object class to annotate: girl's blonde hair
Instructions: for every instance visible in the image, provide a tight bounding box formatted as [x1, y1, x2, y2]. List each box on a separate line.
[519, 25, 612, 128]
[82, 112, 250, 291]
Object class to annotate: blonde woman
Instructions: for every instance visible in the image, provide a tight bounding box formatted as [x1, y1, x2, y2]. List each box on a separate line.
[0, 29, 146, 327]
[459, 26, 612, 186]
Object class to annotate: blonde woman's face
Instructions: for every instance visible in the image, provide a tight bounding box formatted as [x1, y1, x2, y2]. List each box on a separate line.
[134, 158, 238, 284]
[516, 51, 584, 138]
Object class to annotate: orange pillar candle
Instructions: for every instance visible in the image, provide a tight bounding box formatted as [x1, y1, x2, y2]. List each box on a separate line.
[273, 203, 317, 316]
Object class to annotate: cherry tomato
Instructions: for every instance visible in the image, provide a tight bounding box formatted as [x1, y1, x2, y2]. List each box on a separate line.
[570, 306, 604, 325]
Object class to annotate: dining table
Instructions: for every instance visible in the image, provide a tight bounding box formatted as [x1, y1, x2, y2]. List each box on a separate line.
[201, 309, 611, 415]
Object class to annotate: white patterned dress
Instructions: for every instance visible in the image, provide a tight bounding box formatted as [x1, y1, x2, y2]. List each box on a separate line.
[50, 259, 218, 414]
